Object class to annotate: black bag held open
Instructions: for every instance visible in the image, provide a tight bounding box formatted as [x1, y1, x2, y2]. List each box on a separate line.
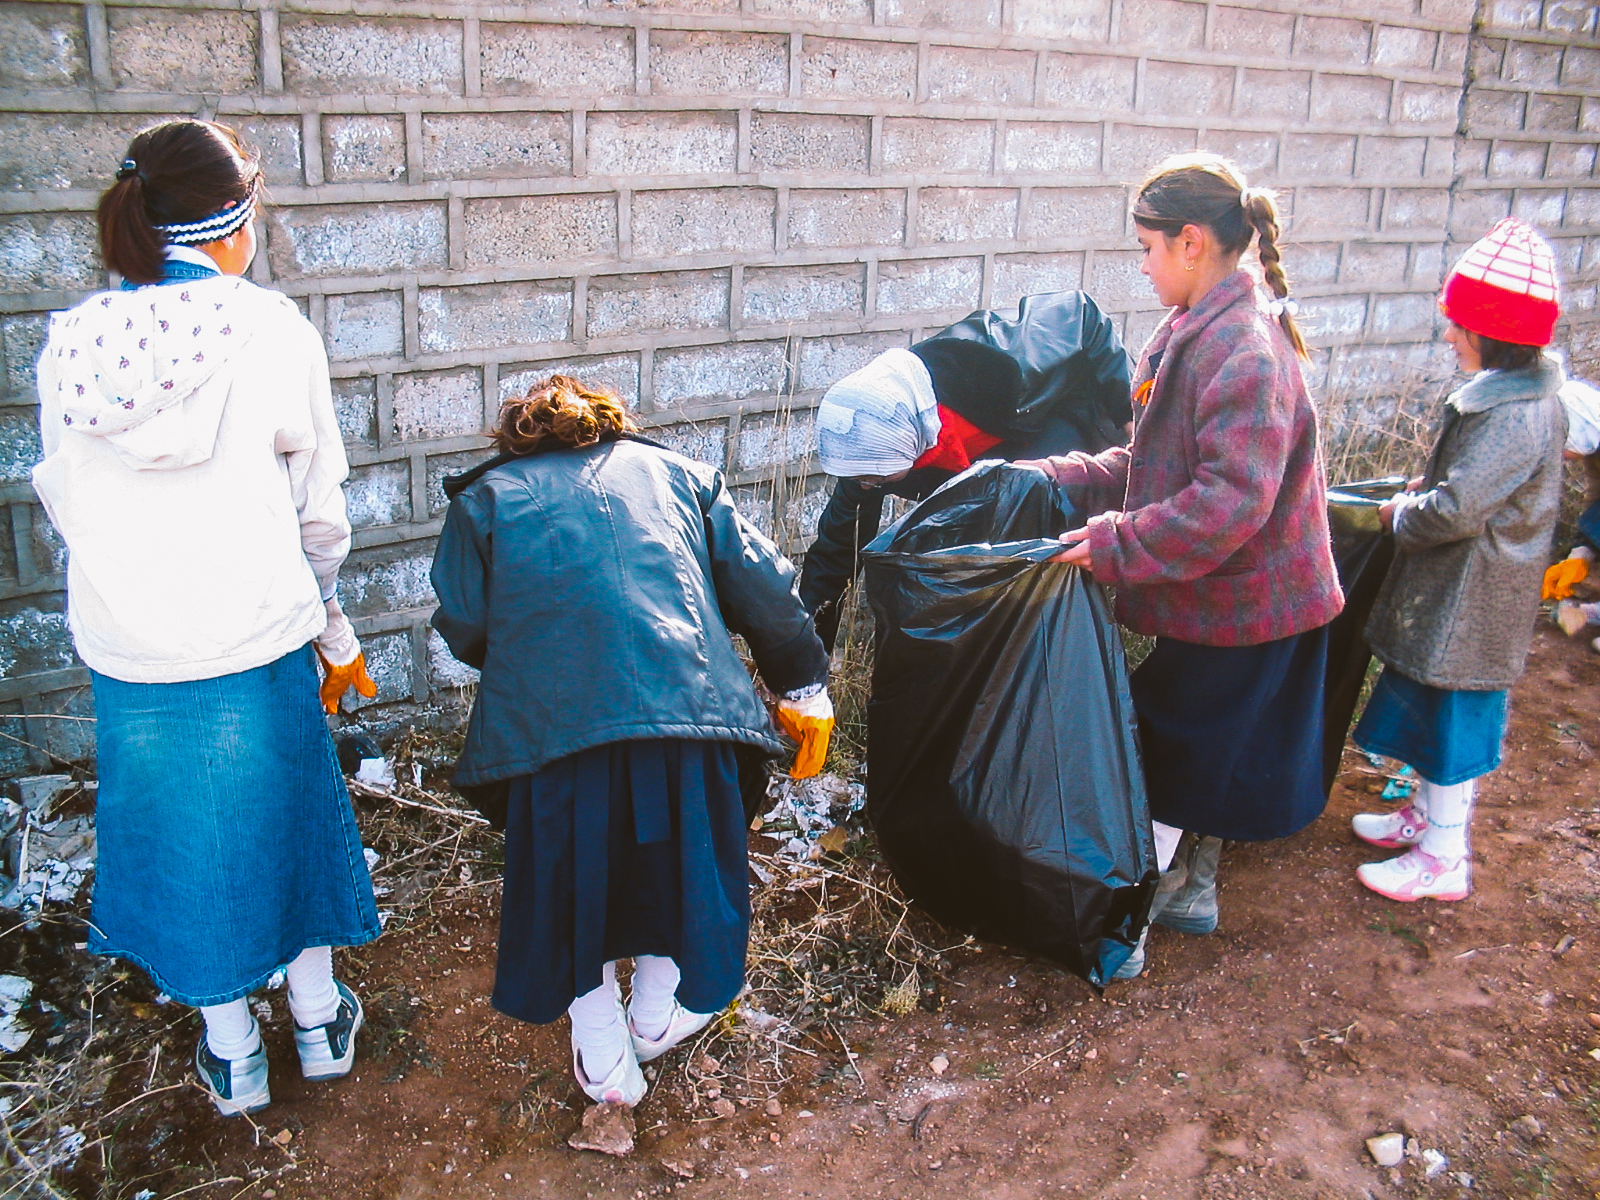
[862, 462, 1157, 988]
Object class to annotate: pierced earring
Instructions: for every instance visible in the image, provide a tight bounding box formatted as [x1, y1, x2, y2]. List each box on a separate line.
[1185, 262, 1196, 272]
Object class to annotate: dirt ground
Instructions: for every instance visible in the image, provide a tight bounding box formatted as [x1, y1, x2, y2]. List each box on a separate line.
[16, 623, 1600, 1200]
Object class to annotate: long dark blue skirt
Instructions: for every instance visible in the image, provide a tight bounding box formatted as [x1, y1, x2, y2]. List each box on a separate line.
[493, 738, 749, 1026]
[1353, 666, 1508, 785]
[1130, 625, 1330, 841]
[90, 645, 381, 1006]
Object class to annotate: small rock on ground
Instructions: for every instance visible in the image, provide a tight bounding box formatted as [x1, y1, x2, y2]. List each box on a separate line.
[568, 1103, 635, 1156]
[1366, 1132, 1405, 1167]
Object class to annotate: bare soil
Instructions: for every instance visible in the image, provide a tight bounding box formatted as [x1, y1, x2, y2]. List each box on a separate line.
[19, 625, 1600, 1199]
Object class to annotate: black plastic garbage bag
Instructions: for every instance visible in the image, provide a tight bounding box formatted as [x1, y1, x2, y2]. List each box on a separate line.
[862, 462, 1157, 988]
[1321, 478, 1404, 792]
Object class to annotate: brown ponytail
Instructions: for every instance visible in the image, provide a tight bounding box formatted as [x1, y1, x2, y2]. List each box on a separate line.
[1132, 153, 1309, 360]
[493, 375, 637, 455]
[96, 120, 261, 285]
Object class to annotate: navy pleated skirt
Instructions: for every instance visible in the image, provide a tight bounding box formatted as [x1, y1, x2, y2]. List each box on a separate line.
[1353, 666, 1508, 785]
[492, 738, 750, 1026]
[1130, 625, 1330, 842]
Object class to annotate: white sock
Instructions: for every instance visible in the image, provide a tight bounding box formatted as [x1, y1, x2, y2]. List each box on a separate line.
[629, 955, 682, 1040]
[1418, 777, 1475, 863]
[568, 961, 626, 1082]
[201, 998, 260, 1061]
[286, 946, 340, 1029]
[1152, 821, 1184, 873]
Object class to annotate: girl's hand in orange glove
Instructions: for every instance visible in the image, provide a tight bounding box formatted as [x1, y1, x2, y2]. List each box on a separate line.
[315, 645, 379, 714]
[1544, 546, 1594, 601]
[775, 689, 835, 780]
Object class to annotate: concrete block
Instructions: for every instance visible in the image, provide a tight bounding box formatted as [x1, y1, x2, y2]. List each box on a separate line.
[882, 119, 994, 174]
[1300, 295, 1367, 340]
[1105, 126, 1196, 176]
[993, 253, 1085, 308]
[797, 331, 911, 391]
[421, 113, 571, 180]
[788, 189, 906, 248]
[1563, 46, 1600, 86]
[586, 111, 737, 177]
[1029, 187, 1126, 239]
[875, 257, 981, 315]
[882, 0, 1002, 30]
[754, 0, 873, 15]
[345, 460, 412, 529]
[737, 409, 818, 471]
[269, 203, 446, 280]
[0, 114, 175, 192]
[1, 516, 24, 582]
[1089, 249, 1151, 304]
[425, 448, 497, 516]
[1546, 234, 1583, 273]
[1002, 122, 1100, 174]
[799, 36, 916, 101]
[1285, 242, 1341, 286]
[1547, 142, 1597, 179]
[654, 341, 788, 407]
[586, 0, 738, 10]
[918, 188, 1018, 244]
[1341, 242, 1410, 284]
[325, 291, 404, 362]
[1470, 37, 1506, 79]
[2, 314, 48, 401]
[1282, 134, 1355, 178]
[1394, 82, 1461, 129]
[586, 270, 729, 338]
[650, 29, 787, 96]
[0, 410, 42, 483]
[1382, 188, 1451, 230]
[1483, 0, 1544, 30]
[1529, 94, 1581, 132]
[419, 281, 572, 355]
[0, 4, 87, 88]
[1489, 141, 1549, 178]
[1206, 133, 1277, 178]
[391, 367, 485, 443]
[1421, 0, 1478, 23]
[733, 483, 775, 536]
[1438, 33, 1471, 73]
[741, 263, 865, 325]
[281, 16, 461, 97]
[749, 114, 870, 174]
[322, 116, 407, 184]
[108, 8, 256, 92]
[1374, 26, 1437, 69]
[650, 419, 729, 467]
[1011, 0, 1111, 41]
[1295, 16, 1370, 64]
[345, 631, 412, 709]
[1237, 70, 1311, 123]
[1292, 187, 1372, 234]
[1316, 74, 1392, 126]
[1514, 189, 1567, 227]
[1505, 41, 1563, 84]
[500, 353, 642, 407]
[1116, 0, 1205, 48]
[776, 475, 830, 550]
[1142, 61, 1233, 118]
[632, 188, 775, 258]
[481, 22, 635, 97]
[925, 45, 1036, 105]
[30, 506, 67, 576]
[426, 627, 479, 690]
[463, 194, 617, 268]
[1372, 293, 1439, 338]
[1357, 137, 1428, 181]
[1211, 6, 1294, 56]
[1585, 98, 1600, 134]
[1448, 188, 1513, 234]
[1040, 54, 1137, 111]
[0, 605, 75, 679]
[233, 117, 304, 189]
[1546, 0, 1599, 33]
[0, 215, 99, 292]
[1124, 309, 1165, 354]
[333, 377, 378, 448]
[1465, 88, 1526, 133]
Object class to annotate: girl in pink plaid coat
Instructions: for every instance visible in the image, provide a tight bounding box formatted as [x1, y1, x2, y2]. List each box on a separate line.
[1027, 154, 1344, 979]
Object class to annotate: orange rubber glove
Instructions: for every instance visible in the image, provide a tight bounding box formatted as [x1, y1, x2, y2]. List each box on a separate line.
[1543, 547, 1593, 601]
[315, 645, 379, 714]
[775, 690, 835, 780]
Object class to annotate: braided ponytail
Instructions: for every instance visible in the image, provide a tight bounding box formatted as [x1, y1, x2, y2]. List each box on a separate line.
[1242, 187, 1308, 360]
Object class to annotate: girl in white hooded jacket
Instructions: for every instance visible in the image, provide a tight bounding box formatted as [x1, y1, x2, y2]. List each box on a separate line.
[31, 120, 381, 1116]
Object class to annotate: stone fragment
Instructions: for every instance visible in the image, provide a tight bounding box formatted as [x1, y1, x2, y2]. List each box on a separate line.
[930, 1054, 949, 1076]
[568, 1102, 635, 1156]
[1509, 1114, 1543, 1140]
[1366, 1133, 1405, 1167]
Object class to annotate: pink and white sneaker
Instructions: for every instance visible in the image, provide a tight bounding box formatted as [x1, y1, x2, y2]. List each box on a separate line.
[1351, 804, 1429, 850]
[1357, 848, 1471, 902]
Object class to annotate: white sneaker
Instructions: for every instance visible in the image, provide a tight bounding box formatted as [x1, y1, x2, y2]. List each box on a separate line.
[1357, 848, 1471, 902]
[1351, 804, 1429, 850]
[195, 1033, 270, 1116]
[572, 1039, 647, 1106]
[628, 1001, 717, 1063]
[293, 980, 364, 1081]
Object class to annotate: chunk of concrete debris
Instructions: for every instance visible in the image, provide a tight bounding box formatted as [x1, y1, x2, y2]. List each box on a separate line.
[930, 1054, 949, 1076]
[658, 1159, 694, 1179]
[1421, 1148, 1449, 1178]
[0, 975, 33, 1053]
[1366, 1133, 1405, 1167]
[711, 1097, 737, 1119]
[568, 1103, 635, 1156]
[11, 776, 72, 814]
[1509, 1114, 1543, 1141]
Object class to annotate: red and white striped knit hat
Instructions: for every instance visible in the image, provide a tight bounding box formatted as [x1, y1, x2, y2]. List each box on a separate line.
[1440, 217, 1561, 347]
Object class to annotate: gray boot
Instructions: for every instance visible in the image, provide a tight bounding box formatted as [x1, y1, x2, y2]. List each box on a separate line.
[1153, 834, 1221, 935]
[1111, 843, 1198, 981]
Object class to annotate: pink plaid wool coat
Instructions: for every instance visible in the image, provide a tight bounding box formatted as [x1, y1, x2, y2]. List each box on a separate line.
[1046, 270, 1344, 647]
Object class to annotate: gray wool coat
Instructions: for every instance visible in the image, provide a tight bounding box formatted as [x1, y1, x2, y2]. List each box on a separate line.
[1365, 359, 1566, 691]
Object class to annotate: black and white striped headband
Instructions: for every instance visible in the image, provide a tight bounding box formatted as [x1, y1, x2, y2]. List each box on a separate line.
[154, 191, 257, 245]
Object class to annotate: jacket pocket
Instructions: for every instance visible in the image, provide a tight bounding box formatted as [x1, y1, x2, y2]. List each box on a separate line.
[1208, 540, 1262, 578]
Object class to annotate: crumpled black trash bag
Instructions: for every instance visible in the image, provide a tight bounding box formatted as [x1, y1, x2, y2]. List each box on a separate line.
[1321, 478, 1404, 792]
[862, 462, 1156, 988]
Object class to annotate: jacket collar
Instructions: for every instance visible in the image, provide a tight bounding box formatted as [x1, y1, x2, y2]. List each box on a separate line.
[1140, 270, 1261, 372]
[441, 432, 667, 500]
[1448, 357, 1564, 414]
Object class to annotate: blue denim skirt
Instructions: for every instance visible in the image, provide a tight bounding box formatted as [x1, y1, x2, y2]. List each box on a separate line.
[89, 645, 380, 1006]
[1353, 666, 1508, 786]
[493, 738, 749, 1026]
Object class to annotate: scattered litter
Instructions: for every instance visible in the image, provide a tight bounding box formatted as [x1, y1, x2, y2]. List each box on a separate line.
[930, 1055, 949, 1076]
[759, 773, 865, 861]
[1380, 765, 1416, 801]
[251, 998, 273, 1024]
[568, 1102, 635, 1157]
[1454, 1172, 1475, 1188]
[1421, 1148, 1449, 1178]
[364, 847, 380, 871]
[0, 974, 33, 1052]
[266, 968, 286, 991]
[11, 775, 73, 814]
[1366, 1132, 1405, 1167]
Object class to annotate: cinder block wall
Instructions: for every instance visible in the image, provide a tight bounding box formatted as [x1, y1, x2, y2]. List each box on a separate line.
[0, 0, 1597, 762]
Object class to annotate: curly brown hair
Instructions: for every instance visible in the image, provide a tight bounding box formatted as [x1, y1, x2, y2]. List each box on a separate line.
[492, 375, 637, 455]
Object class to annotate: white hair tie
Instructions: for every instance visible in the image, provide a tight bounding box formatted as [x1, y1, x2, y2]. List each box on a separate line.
[1268, 298, 1299, 318]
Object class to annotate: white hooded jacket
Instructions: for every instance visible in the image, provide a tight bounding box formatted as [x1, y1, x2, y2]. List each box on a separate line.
[32, 273, 353, 684]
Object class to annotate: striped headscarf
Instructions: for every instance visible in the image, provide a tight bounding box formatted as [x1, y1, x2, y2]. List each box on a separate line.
[816, 348, 940, 478]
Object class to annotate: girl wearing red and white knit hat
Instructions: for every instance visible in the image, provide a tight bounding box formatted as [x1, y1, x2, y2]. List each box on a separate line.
[1349, 217, 1566, 901]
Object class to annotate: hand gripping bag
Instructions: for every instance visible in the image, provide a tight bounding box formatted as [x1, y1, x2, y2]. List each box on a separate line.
[862, 462, 1157, 988]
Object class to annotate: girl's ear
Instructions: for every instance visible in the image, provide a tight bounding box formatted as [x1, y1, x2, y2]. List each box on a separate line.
[1180, 222, 1209, 261]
